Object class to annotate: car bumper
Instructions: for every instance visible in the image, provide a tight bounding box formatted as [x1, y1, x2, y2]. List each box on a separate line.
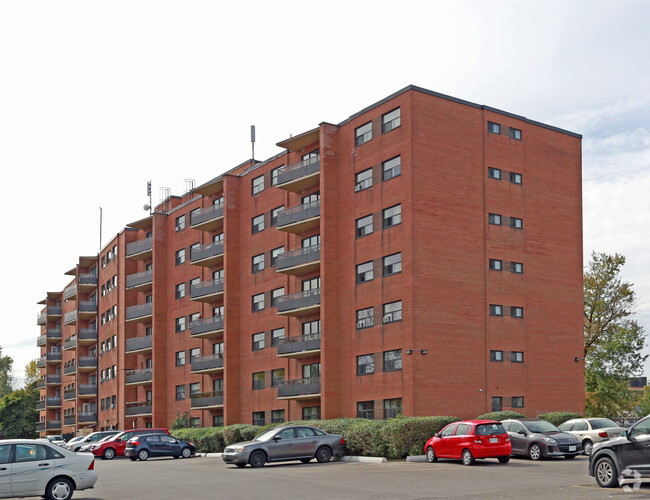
[543, 443, 581, 457]
[471, 443, 512, 459]
[222, 451, 251, 465]
[75, 470, 98, 490]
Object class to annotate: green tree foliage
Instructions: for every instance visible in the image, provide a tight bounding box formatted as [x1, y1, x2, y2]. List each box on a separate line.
[584, 253, 647, 417]
[24, 360, 39, 388]
[0, 387, 39, 438]
[0, 347, 14, 397]
[171, 410, 192, 430]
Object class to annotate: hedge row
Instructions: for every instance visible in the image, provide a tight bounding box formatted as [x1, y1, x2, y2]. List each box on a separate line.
[477, 410, 583, 426]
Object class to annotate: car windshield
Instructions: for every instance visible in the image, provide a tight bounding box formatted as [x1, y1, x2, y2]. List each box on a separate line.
[524, 420, 560, 433]
[96, 435, 113, 443]
[476, 423, 506, 436]
[255, 429, 283, 442]
[590, 419, 619, 429]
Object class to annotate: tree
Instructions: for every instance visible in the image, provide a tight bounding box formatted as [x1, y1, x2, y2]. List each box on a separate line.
[584, 252, 647, 417]
[0, 387, 39, 438]
[0, 347, 13, 397]
[24, 360, 39, 388]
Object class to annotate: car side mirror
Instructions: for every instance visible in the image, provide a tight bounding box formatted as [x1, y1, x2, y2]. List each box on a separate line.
[622, 430, 632, 441]
[116, 438, 122, 442]
[272, 436, 281, 441]
[434, 433, 440, 438]
[517, 430, 527, 436]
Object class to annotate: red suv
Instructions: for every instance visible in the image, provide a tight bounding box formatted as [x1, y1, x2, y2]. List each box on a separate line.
[425, 420, 512, 465]
[90, 428, 170, 459]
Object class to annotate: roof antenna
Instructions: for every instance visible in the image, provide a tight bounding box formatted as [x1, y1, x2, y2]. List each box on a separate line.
[251, 125, 256, 163]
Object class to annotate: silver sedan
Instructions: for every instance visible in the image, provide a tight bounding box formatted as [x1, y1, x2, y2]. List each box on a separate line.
[222, 425, 345, 468]
[557, 418, 626, 455]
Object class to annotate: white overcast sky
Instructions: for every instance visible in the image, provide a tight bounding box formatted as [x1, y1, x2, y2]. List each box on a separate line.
[1, 0, 649, 387]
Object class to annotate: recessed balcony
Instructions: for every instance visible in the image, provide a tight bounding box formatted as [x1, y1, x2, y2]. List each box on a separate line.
[64, 388, 76, 401]
[126, 401, 152, 417]
[63, 310, 77, 325]
[45, 374, 62, 386]
[277, 376, 321, 400]
[78, 411, 97, 424]
[126, 302, 153, 323]
[190, 354, 224, 374]
[47, 306, 63, 318]
[277, 333, 321, 359]
[276, 200, 320, 234]
[63, 336, 77, 351]
[276, 245, 320, 276]
[190, 315, 224, 339]
[46, 397, 62, 408]
[45, 352, 63, 364]
[78, 356, 97, 371]
[64, 363, 76, 376]
[125, 368, 152, 386]
[126, 237, 153, 261]
[126, 270, 153, 291]
[125, 335, 153, 354]
[190, 278, 224, 303]
[78, 328, 97, 345]
[64, 415, 76, 426]
[190, 202, 224, 232]
[190, 391, 224, 409]
[64, 284, 78, 301]
[78, 273, 98, 291]
[45, 420, 61, 431]
[78, 300, 97, 319]
[78, 383, 97, 398]
[276, 289, 321, 317]
[276, 155, 320, 193]
[36, 400, 45, 410]
[190, 241, 224, 267]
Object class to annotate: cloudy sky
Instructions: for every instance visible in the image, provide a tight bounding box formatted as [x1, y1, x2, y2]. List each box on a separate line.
[1, 0, 649, 386]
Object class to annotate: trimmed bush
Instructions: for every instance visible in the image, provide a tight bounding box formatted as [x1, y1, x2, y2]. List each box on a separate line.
[172, 427, 226, 453]
[381, 416, 460, 458]
[538, 412, 583, 427]
[476, 411, 526, 421]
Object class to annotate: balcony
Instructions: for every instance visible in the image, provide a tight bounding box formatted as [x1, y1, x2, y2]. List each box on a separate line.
[126, 302, 153, 323]
[78, 356, 97, 371]
[64, 388, 76, 400]
[78, 328, 97, 345]
[276, 200, 320, 233]
[64, 364, 76, 376]
[35, 422, 45, 432]
[78, 384, 97, 398]
[126, 270, 153, 291]
[276, 289, 321, 317]
[78, 411, 97, 424]
[190, 241, 224, 267]
[64, 415, 76, 426]
[46, 397, 62, 408]
[277, 376, 321, 400]
[64, 284, 77, 301]
[190, 391, 224, 409]
[125, 335, 152, 354]
[46, 327, 62, 341]
[277, 332, 321, 359]
[47, 306, 63, 318]
[63, 310, 77, 325]
[190, 202, 224, 232]
[45, 374, 62, 386]
[78, 300, 97, 319]
[125, 368, 152, 386]
[190, 315, 224, 339]
[46, 352, 62, 364]
[63, 336, 77, 351]
[78, 273, 98, 291]
[36, 400, 45, 410]
[276, 245, 320, 276]
[276, 155, 320, 192]
[36, 335, 47, 347]
[190, 278, 224, 303]
[126, 401, 152, 417]
[36, 313, 46, 325]
[126, 237, 153, 260]
[45, 420, 62, 431]
[190, 354, 224, 374]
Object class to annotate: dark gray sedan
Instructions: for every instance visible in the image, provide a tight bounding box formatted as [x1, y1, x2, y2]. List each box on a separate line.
[502, 419, 581, 460]
[222, 425, 346, 467]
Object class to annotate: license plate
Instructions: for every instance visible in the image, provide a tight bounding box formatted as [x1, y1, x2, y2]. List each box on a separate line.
[614, 433, 621, 437]
[569, 446, 576, 451]
[490, 438, 498, 443]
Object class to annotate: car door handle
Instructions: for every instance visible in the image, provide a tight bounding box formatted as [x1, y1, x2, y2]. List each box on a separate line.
[0, 467, 6, 471]
[38, 463, 50, 466]
[312, 440, 318, 443]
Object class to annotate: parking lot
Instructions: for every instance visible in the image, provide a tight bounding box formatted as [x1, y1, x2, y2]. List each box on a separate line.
[71, 454, 650, 499]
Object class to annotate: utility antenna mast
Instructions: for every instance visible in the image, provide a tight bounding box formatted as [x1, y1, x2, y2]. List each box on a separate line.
[251, 125, 256, 163]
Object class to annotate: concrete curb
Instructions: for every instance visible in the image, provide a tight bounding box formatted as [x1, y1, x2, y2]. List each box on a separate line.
[199, 452, 387, 463]
[405, 455, 427, 462]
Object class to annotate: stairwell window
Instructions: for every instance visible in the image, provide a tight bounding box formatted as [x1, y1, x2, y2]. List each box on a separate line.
[489, 259, 502, 271]
[510, 262, 523, 274]
[488, 122, 501, 134]
[510, 172, 523, 184]
[509, 127, 522, 140]
[489, 213, 502, 226]
[488, 167, 501, 180]
[490, 304, 503, 316]
[511, 307, 524, 319]
[510, 217, 523, 230]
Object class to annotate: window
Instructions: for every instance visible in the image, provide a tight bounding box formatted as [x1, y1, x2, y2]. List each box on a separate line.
[488, 122, 501, 134]
[252, 412, 267, 426]
[189, 382, 200, 396]
[510, 262, 523, 274]
[383, 349, 402, 372]
[489, 304, 503, 316]
[271, 409, 285, 424]
[302, 149, 319, 165]
[302, 191, 320, 205]
[271, 327, 285, 347]
[355, 168, 373, 192]
[509, 127, 522, 140]
[175, 385, 185, 400]
[384, 398, 402, 419]
[356, 261, 374, 283]
[252, 174, 264, 195]
[252, 214, 265, 234]
[488, 167, 501, 180]
[383, 253, 402, 276]
[510, 217, 523, 230]
[489, 213, 502, 225]
[490, 350, 503, 362]
[303, 406, 321, 420]
[302, 320, 320, 336]
[271, 287, 284, 307]
[271, 206, 283, 226]
[302, 234, 320, 248]
[357, 354, 375, 375]
[489, 259, 502, 271]
[271, 246, 284, 267]
[252, 293, 265, 312]
[213, 415, 224, 427]
[511, 396, 524, 408]
[271, 165, 283, 186]
[252, 253, 265, 273]
[383, 204, 401, 228]
[356, 307, 374, 329]
[510, 172, 522, 184]
[213, 342, 224, 356]
[511, 351, 524, 363]
[382, 108, 400, 133]
[252, 372, 265, 390]
[189, 348, 200, 362]
[175, 215, 185, 232]
[175, 316, 186, 333]
[356, 215, 373, 238]
[382, 156, 401, 180]
[355, 122, 372, 146]
[357, 401, 375, 419]
[175, 351, 186, 367]
[492, 396, 502, 412]
[175, 283, 186, 299]
[302, 362, 320, 379]
[252, 332, 265, 351]
[271, 369, 285, 387]
[175, 248, 186, 266]
[511, 307, 524, 318]
[213, 378, 223, 392]
[383, 301, 402, 323]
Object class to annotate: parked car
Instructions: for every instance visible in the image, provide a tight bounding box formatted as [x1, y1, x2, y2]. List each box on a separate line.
[125, 434, 195, 461]
[589, 415, 650, 488]
[62, 436, 84, 451]
[222, 425, 345, 467]
[424, 420, 512, 466]
[89, 428, 170, 460]
[67, 431, 119, 453]
[0, 439, 97, 500]
[78, 433, 115, 453]
[502, 419, 581, 460]
[45, 435, 66, 447]
[557, 418, 626, 455]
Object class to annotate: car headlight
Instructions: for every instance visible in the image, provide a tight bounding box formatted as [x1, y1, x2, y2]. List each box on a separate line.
[231, 446, 245, 453]
[541, 437, 557, 444]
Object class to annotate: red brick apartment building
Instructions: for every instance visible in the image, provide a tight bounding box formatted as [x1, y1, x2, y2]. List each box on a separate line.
[35, 85, 584, 435]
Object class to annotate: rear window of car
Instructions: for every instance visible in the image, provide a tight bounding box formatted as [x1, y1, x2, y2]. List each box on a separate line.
[590, 419, 619, 429]
[476, 423, 506, 436]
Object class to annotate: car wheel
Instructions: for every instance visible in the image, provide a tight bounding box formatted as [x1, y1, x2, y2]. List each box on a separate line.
[316, 446, 333, 463]
[582, 439, 593, 456]
[595, 456, 619, 488]
[426, 446, 438, 463]
[462, 449, 475, 466]
[564, 454, 576, 460]
[138, 449, 150, 461]
[235, 463, 246, 468]
[45, 477, 73, 500]
[528, 443, 542, 461]
[249, 450, 266, 467]
[129, 457, 137, 461]
[300, 458, 311, 463]
[181, 447, 192, 458]
[103, 447, 116, 460]
[173, 455, 181, 459]
[498, 456, 510, 464]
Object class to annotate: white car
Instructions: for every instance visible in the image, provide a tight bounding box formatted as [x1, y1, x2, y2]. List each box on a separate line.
[45, 435, 66, 447]
[0, 439, 97, 500]
[62, 437, 85, 451]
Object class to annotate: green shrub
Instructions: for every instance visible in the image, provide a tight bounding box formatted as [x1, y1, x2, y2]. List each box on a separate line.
[171, 427, 226, 453]
[223, 423, 261, 445]
[476, 411, 526, 421]
[538, 412, 583, 427]
[381, 416, 460, 458]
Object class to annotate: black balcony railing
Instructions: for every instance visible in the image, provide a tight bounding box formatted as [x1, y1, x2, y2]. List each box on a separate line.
[46, 352, 63, 363]
[78, 356, 97, 368]
[64, 284, 77, 300]
[46, 328, 62, 340]
[64, 389, 76, 400]
[276, 289, 321, 314]
[126, 401, 152, 416]
[126, 270, 153, 289]
[125, 369, 152, 385]
[78, 384, 97, 396]
[79, 273, 98, 286]
[46, 374, 61, 385]
[46, 397, 62, 407]
[277, 377, 321, 398]
[125, 335, 152, 353]
[79, 300, 97, 314]
[63, 336, 77, 350]
[46, 420, 62, 430]
[64, 364, 76, 375]
[126, 237, 153, 257]
[47, 306, 62, 316]
[191, 241, 224, 263]
[35, 422, 45, 431]
[191, 354, 224, 372]
[190, 316, 224, 337]
[190, 202, 224, 227]
[78, 412, 97, 423]
[277, 200, 320, 227]
[277, 155, 320, 185]
[190, 391, 224, 408]
[78, 328, 98, 342]
[36, 400, 45, 410]
[126, 302, 153, 321]
[277, 332, 321, 356]
[190, 278, 224, 300]
[276, 245, 320, 271]
[64, 310, 77, 324]
[64, 415, 76, 426]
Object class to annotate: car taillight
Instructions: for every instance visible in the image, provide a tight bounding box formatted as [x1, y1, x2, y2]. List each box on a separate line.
[339, 437, 345, 445]
[88, 459, 95, 471]
[131, 440, 140, 446]
[598, 432, 608, 438]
